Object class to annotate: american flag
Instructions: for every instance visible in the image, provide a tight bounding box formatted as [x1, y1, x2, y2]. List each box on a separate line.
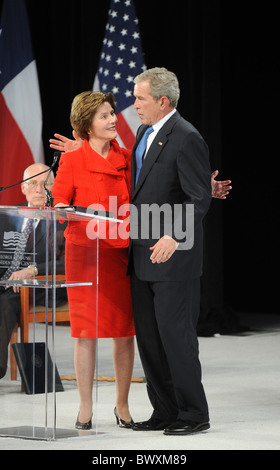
[0, 0, 44, 205]
[93, 0, 146, 149]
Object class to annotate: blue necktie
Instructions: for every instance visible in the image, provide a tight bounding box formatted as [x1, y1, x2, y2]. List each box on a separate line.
[135, 126, 153, 184]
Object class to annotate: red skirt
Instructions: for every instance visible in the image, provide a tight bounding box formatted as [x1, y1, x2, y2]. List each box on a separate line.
[65, 241, 135, 338]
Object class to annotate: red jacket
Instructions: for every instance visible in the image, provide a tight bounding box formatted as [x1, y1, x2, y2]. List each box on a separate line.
[52, 139, 131, 248]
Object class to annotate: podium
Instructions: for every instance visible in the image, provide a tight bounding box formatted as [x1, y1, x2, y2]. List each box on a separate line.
[0, 205, 121, 440]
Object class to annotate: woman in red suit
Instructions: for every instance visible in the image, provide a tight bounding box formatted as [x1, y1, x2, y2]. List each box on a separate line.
[52, 91, 135, 430]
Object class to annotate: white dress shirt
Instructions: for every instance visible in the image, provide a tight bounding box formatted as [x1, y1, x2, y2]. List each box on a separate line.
[143, 109, 177, 159]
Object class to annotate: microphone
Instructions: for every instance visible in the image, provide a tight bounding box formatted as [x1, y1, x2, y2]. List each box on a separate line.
[44, 151, 61, 207]
[0, 152, 61, 194]
[50, 151, 61, 168]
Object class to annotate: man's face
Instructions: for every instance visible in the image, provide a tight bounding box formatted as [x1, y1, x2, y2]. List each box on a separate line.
[133, 80, 162, 126]
[21, 166, 53, 208]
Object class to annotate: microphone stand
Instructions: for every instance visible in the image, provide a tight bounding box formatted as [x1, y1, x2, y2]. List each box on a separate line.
[44, 176, 54, 207]
[0, 169, 51, 192]
[44, 152, 61, 207]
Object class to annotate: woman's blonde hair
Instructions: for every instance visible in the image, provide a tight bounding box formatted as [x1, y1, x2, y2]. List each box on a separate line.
[70, 91, 117, 140]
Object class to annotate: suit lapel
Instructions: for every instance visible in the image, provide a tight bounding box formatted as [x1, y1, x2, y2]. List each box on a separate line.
[135, 133, 168, 192]
[132, 111, 181, 198]
[131, 126, 148, 193]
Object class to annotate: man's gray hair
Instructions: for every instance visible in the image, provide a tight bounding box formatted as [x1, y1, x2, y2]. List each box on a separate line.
[134, 67, 180, 107]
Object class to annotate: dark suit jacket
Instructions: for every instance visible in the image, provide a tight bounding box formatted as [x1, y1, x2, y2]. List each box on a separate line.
[129, 111, 212, 282]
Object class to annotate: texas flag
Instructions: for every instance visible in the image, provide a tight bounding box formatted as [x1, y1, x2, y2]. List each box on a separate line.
[0, 0, 44, 205]
[93, 0, 146, 149]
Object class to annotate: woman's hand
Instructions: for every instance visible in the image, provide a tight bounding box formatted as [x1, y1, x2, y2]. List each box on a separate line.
[49, 130, 83, 153]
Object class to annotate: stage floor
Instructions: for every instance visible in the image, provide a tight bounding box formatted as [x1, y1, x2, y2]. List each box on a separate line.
[0, 312, 279, 451]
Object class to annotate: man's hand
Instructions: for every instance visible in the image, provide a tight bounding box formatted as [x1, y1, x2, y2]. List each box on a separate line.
[150, 235, 179, 264]
[49, 130, 83, 153]
[211, 170, 232, 199]
[8, 267, 37, 293]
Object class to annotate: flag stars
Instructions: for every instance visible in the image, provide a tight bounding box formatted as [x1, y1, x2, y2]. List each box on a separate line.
[96, 1, 145, 113]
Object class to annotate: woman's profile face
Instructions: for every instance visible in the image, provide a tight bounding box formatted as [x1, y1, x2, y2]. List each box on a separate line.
[89, 101, 118, 141]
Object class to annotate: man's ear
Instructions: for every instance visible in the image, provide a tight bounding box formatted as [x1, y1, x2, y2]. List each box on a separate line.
[160, 96, 170, 110]
[21, 182, 27, 197]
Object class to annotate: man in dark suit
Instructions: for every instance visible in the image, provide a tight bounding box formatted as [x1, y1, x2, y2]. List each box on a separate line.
[0, 163, 66, 379]
[48, 71, 230, 433]
[129, 67, 212, 435]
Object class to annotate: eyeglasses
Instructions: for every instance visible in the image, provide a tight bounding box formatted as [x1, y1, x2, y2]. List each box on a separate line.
[25, 181, 53, 190]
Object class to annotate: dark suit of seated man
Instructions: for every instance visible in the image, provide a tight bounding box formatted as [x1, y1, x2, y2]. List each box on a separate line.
[0, 163, 67, 379]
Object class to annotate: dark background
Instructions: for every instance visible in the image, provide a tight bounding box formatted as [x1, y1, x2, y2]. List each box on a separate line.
[1, 0, 278, 321]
